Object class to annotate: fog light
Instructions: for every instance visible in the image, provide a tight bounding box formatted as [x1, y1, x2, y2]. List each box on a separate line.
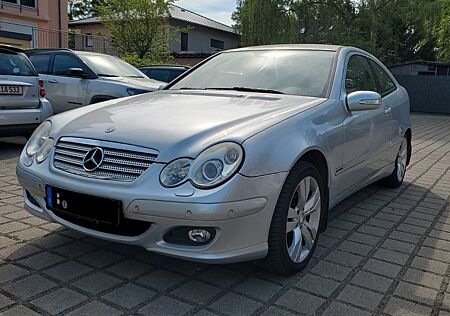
[188, 229, 212, 243]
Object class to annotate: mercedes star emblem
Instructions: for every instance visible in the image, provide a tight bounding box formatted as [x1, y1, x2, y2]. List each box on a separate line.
[82, 147, 104, 172]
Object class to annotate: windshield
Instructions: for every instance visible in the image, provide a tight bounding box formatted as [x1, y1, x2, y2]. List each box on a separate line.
[169, 50, 336, 97]
[0, 52, 37, 76]
[79, 54, 145, 78]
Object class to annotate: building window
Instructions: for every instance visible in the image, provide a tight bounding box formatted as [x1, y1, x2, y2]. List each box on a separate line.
[85, 33, 93, 47]
[20, 0, 36, 7]
[211, 39, 224, 50]
[181, 32, 188, 52]
[2, 0, 36, 8]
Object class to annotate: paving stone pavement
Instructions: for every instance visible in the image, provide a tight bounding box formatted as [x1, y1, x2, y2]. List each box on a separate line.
[0, 113, 449, 316]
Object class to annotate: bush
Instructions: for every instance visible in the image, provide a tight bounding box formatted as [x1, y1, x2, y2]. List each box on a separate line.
[122, 53, 173, 67]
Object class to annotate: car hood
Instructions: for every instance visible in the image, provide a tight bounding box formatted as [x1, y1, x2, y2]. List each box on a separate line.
[52, 90, 325, 162]
[98, 75, 163, 90]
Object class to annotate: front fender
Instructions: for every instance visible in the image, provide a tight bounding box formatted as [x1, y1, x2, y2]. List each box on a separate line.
[240, 100, 346, 187]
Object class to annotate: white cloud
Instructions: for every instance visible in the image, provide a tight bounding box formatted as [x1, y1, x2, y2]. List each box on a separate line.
[175, 0, 236, 26]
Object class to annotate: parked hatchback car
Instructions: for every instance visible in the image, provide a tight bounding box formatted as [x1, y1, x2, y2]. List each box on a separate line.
[138, 65, 190, 83]
[0, 45, 52, 137]
[17, 45, 411, 275]
[26, 49, 163, 114]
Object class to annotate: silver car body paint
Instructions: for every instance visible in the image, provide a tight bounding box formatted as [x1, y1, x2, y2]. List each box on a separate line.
[16, 45, 411, 263]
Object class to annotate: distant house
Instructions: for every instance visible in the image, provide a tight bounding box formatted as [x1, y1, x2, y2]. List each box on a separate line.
[69, 5, 241, 65]
[0, 0, 68, 48]
[389, 60, 450, 76]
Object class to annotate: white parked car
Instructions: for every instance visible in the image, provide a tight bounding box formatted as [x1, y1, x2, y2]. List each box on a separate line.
[26, 49, 163, 114]
[0, 45, 52, 137]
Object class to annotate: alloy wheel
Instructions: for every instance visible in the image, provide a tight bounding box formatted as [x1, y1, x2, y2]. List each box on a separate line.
[286, 176, 321, 263]
[397, 137, 408, 182]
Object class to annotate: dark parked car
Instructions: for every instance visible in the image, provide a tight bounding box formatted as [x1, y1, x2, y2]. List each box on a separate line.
[139, 65, 190, 83]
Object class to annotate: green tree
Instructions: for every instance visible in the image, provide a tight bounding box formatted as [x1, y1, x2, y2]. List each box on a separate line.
[233, 0, 443, 64]
[233, 0, 296, 46]
[98, 0, 174, 62]
[436, 0, 450, 62]
[68, 0, 109, 20]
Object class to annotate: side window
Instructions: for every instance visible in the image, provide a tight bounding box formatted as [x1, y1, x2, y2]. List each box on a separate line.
[369, 60, 396, 96]
[52, 54, 83, 76]
[29, 54, 52, 74]
[345, 55, 378, 94]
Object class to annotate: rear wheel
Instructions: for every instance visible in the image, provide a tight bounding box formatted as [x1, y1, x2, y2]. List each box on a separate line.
[381, 136, 409, 188]
[267, 162, 325, 275]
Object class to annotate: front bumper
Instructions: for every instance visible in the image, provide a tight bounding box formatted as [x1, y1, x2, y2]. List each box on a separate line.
[16, 160, 287, 263]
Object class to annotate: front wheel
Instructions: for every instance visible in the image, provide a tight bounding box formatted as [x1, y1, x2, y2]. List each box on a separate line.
[381, 136, 410, 188]
[267, 162, 326, 275]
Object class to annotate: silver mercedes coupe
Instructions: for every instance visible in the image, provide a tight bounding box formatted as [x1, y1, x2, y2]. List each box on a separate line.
[17, 45, 411, 275]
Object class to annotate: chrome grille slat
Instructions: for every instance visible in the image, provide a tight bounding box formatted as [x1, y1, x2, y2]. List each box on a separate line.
[102, 157, 152, 168]
[55, 148, 86, 159]
[54, 161, 137, 181]
[98, 164, 145, 175]
[57, 142, 91, 152]
[103, 149, 157, 161]
[53, 137, 158, 182]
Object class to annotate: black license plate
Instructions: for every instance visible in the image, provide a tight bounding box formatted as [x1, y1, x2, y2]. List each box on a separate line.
[46, 186, 121, 225]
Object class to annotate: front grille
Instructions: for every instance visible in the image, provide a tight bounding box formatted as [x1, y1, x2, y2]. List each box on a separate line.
[53, 137, 158, 182]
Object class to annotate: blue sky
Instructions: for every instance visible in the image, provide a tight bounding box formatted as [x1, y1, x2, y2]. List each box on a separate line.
[175, 0, 237, 26]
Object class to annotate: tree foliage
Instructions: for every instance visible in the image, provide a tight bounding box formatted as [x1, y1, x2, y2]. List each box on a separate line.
[233, 0, 449, 64]
[68, 0, 109, 20]
[98, 0, 175, 61]
[436, 0, 450, 61]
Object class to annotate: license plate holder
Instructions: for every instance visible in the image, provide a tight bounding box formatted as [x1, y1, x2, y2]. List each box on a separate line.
[0, 85, 23, 95]
[46, 186, 121, 226]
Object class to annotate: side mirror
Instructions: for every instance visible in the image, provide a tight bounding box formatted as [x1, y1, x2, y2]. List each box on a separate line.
[67, 68, 87, 78]
[346, 91, 382, 111]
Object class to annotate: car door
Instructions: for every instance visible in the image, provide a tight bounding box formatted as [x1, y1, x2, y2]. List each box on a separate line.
[45, 53, 89, 113]
[340, 54, 391, 191]
[368, 59, 400, 164]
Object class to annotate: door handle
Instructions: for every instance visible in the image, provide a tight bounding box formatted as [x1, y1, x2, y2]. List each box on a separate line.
[48, 79, 58, 84]
[384, 106, 392, 115]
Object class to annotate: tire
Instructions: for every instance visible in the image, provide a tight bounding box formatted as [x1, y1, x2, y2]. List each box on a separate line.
[381, 136, 410, 188]
[267, 161, 326, 275]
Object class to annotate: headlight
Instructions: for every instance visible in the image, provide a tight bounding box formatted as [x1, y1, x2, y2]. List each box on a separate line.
[127, 88, 151, 96]
[160, 158, 191, 187]
[26, 121, 52, 157]
[35, 138, 54, 164]
[160, 142, 244, 189]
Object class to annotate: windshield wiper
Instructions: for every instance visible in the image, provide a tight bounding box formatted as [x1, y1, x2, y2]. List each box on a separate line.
[206, 87, 285, 94]
[126, 75, 145, 78]
[97, 73, 119, 77]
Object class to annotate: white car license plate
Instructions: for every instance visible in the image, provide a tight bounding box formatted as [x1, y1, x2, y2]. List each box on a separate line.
[0, 85, 23, 95]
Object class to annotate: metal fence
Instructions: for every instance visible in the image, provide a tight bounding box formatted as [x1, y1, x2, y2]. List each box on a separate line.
[395, 75, 450, 114]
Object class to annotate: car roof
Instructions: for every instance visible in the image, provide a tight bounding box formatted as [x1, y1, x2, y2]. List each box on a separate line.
[0, 44, 25, 54]
[227, 44, 344, 52]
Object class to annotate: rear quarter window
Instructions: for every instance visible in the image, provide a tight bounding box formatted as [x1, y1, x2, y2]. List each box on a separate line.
[0, 52, 37, 76]
[28, 54, 52, 74]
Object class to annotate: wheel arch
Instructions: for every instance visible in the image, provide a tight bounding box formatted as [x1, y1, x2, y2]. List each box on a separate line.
[90, 95, 116, 105]
[290, 148, 330, 232]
